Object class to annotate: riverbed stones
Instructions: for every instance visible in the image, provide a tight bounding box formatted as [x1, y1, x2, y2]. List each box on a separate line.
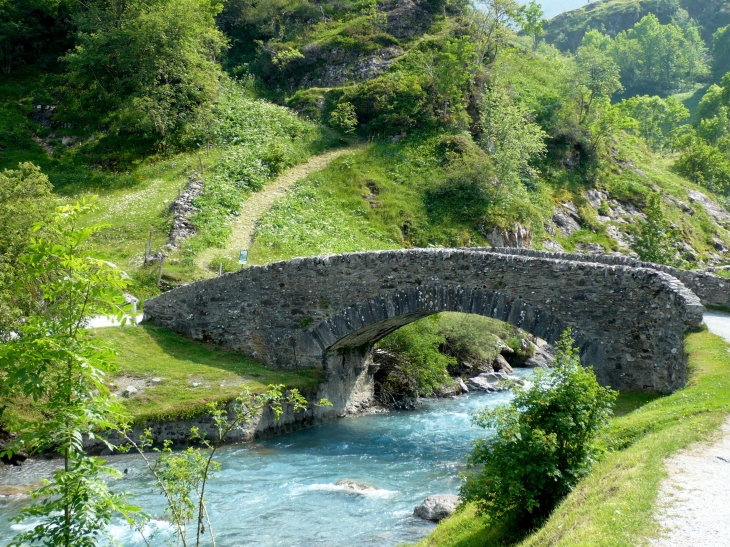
[123, 385, 138, 397]
[413, 494, 460, 522]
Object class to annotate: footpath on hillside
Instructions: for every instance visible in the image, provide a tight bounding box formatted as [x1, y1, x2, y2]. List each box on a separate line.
[652, 312, 730, 547]
[196, 145, 362, 270]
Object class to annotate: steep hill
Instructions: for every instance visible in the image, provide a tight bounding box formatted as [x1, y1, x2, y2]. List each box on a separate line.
[543, 0, 730, 51]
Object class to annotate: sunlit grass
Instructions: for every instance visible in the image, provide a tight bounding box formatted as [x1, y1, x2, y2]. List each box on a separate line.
[95, 325, 325, 422]
[412, 331, 730, 547]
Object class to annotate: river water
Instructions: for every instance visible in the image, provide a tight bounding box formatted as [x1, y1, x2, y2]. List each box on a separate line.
[0, 370, 532, 547]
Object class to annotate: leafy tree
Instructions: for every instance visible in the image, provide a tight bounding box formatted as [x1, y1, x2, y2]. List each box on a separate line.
[378, 316, 457, 398]
[575, 32, 623, 122]
[712, 25, 730, 81]
[0, 0, 73, 75]
[63, 0, 227, 139]
[610, 14, 709, 94]
[342, 73, 433, 135]
[585, 99, 637, 155]
[468, 0, 522, 64]
[0, 163, 54, 332]
[517, 0, 545, 52]
[412, 38, 474, 123]
[477, 87, 547, 191]
[461, 329, 616, 528]
[0, 198, 139, 547]
[632, 193, 680, 265]
[618, 95, 689, 151]
[673, 128, 730, 195]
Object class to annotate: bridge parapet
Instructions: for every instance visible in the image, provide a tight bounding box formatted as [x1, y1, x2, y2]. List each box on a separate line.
[480, 247, 729, 309]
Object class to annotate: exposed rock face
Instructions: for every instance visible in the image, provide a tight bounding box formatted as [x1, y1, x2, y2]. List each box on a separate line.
[524, 341, 555, 368]
[168, 172, 204, 247]
[383, 0, 433, 39]
[552, 204, 581, 236]
[414, 494, 460, 522]
[688, 189, 730, 227]
[486, 224, 532, 248]
[542, 239, 566, 253]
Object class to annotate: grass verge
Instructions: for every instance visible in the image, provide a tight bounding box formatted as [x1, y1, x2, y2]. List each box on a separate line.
[412, 330, 730, 547]
[95, 325, 325, 423]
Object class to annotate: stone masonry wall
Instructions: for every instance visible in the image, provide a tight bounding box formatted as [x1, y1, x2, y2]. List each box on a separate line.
[480, 247, 730, 308]
[144, 249, 704, 398]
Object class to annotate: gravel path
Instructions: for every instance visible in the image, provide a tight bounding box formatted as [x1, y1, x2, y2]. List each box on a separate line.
[651, 312, 730, 547]
[196, 145, 361, 269]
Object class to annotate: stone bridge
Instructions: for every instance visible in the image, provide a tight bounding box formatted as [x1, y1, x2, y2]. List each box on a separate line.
[144, 249, 711, 412]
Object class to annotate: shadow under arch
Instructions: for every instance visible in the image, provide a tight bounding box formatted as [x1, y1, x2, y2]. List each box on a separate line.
[302, 285, 598, 369]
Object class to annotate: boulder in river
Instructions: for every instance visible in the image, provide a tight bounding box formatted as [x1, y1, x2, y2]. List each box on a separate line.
[413, 494, 460, 521]
[468, 372, 507, 392]
[492, 354, 514, 374]
[335, 479, 377, 493]
[524, 342, 554, 368]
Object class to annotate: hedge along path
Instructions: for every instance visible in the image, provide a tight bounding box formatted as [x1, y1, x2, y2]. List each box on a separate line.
[196, 145, 364, 270]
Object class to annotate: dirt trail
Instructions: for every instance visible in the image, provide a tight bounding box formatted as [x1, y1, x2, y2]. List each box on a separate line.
[196, 145, 361, 270]
[651, 313, 730, 547]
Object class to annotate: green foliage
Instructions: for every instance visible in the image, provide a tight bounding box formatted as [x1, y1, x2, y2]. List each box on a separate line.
[461, 330, 616, 529]
[673, 128, 730, 195]
[329, 102, 358, 133]
[416, 331, 730, 547]
[575, 31, 623, 121]
[0, 0, 73, 75]
[618, 95, 690, 150]
[632, 193, 680, 264]
[516, 0, 545, 52]
[184, 82, 333, 253]
[377, 316, 457, 397]
[0, 162, 54, 331]
[608, 14, 709, 95]
[0, 198, 140, 547]
[62, 0, 227, 140]
[712, 24, 730, 81]
[342, 73, 434, 135]
[477, 87, 547, 189]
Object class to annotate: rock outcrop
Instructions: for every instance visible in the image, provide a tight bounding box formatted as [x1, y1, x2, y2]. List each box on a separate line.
[414, 494, 460, 522]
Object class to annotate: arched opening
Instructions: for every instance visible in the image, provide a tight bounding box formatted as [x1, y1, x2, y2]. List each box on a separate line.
[304, 286, 577, 414]
[368, 312, 554, 409]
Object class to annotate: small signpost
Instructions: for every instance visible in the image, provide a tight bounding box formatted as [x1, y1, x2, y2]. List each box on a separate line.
[239, 250, 248, 267]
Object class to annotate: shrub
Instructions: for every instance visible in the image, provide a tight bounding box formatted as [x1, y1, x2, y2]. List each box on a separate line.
[461, 329, 616, 529]
[342, 73, 434, 135]
[377, 316, 456, 397]
[329, 102, 358, 134]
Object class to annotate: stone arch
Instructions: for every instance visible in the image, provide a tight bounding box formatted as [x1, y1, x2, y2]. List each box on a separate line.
[144, 248, 704, 402]
[304, 285, 567, 355]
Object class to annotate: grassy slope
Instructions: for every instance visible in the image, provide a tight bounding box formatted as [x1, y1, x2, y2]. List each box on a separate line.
[413, 330, 730, 547]
[95, 325, 324, 422]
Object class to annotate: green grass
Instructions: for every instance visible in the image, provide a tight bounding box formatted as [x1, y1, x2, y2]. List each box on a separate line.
[413, 330, 730, 547]
[94, 325, 325, 422]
